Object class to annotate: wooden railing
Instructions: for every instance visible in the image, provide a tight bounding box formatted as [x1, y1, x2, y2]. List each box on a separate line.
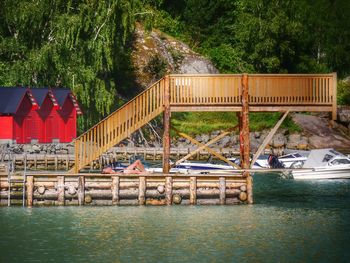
[74, 79, 165, 172]
[168, 73, 336, 106]
[248, 74, 335, 105]
[169, 74, 242, 105]
[74, 73, 336, 172]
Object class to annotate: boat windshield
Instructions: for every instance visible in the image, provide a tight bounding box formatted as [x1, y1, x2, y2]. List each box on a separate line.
[322, 154, 334, 163]
[279, 153, 302, 159]
[330, 158, 350, 165]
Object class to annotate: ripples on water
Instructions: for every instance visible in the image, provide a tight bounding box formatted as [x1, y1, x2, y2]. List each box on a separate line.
[1, 174, 350, 263]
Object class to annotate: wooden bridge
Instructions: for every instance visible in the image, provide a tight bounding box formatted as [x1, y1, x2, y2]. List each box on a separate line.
[73, 73, 337, 204]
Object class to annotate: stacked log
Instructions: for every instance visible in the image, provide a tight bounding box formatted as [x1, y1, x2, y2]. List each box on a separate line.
[0, 173, 249, 206]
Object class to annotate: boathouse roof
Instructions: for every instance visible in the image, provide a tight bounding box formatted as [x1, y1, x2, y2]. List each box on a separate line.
[0, 87, 30, 114]
[0, 87, 82, 114]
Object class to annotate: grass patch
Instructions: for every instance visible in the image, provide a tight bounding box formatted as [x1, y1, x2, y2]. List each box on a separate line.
[171, 112, 301, 136]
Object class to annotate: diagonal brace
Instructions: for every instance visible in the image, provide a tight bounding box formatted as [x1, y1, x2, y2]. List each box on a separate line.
[172, 127, 241, 169]
[173, 125, 239, 166]
[250, 110, 290, 168]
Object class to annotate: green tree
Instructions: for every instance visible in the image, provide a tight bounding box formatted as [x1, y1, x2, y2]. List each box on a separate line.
[0, 0, 155, 131]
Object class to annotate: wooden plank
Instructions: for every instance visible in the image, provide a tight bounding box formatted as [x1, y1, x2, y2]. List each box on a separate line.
[138, 176, 146, 205]
[219, 177, 226, 205]
[165, 176, 172, 205]
[111, 175, 120, 205]
[163, 76, 171, 174]
[189, 176, 197, 205]
[246, 173, 253, 204]
[241, 73, 250, 169]
[332, 72, 337, 121]
[250, 110, 290, 167]
[57, 176, 65, 206]
[26, 176, 34, 207]
[78, 176, 85, 206]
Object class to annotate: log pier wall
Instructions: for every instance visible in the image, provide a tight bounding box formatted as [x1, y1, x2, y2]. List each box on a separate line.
[0, 173, 249, 206]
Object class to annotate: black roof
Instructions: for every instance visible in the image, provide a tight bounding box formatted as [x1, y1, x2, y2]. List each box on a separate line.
[51, 88, 72, 107]
[0, 87, 28, 114]
[30, 88, 50, 106]
[0, 87, 79, 114]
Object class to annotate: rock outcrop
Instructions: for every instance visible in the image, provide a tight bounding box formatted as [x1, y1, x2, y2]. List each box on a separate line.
[292, 113, 350, 151]
[131, 23, 218, 89]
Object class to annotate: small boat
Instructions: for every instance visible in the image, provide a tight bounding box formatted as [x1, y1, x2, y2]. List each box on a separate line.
[230, 155, 270, 169]
[278, 151, 309, 168]
[291, 148, 350, 180]
[174, 161, 235, 172]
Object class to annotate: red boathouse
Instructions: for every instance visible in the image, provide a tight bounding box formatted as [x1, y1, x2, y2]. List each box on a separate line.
[0, 87, 82, 144]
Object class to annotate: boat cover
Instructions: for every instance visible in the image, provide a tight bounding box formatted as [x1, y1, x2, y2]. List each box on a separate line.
[303, 148, 342, 168]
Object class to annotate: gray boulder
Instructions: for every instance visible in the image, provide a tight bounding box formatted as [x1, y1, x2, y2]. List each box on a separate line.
[271, 133, 286, 148]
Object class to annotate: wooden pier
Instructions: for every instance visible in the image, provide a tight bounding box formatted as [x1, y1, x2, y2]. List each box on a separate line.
[0, 172, 248, 206]
[0, 73, 338, 206]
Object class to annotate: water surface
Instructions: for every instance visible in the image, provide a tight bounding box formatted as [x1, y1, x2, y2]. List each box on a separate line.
[1, 174, 350, 263]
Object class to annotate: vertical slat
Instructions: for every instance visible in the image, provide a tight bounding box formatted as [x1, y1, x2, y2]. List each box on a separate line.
[189, 176, 197, 205]
[111, 175, 120, 205]
[138, 176, 146, 205]
[74, 139, 79, 173]
[165, 176, 172, 205]
[163, 76, 171, 174]
[219, 177, 226, 205]
[26, 176, 34, 207]
[332, 73, 337, 120]
[57, 176, 65, 206]
[78, 176, 85, 206]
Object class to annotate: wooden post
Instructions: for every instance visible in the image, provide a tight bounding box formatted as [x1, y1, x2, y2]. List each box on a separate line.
[219, 177, 226, 205]
[138, 176, 146, 205]
[111, 175, 120, 205]
[78, 176, 85, 205]
[163, 76, 171, 174]
[246, 175, 253, 204]
[241, 74, 253, 204]
[74, 140, 79, 173]
[66, 155, 69, 170]
[57, 176, 65, 206]
[189, 177, 197, 205]
[26, 176, 34, 207]
[332, 72, 337, 121]
[54, 156, 58, 171]
[241, 74, 250, 168]
[237, 112, 243, 162]
[165, 176, 172, 205]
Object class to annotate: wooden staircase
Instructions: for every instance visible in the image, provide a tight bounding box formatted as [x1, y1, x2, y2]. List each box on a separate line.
[74, 78, 166, 172]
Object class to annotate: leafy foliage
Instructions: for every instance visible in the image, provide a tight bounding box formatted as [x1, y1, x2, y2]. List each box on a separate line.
[338, 81, 350, 105]
[160, 0, 350, 77]
[0, 0, 157, 131]
[0, 0, 349, 136]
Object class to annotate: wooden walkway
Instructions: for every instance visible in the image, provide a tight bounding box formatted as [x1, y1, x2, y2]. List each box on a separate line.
[72, 73, 337, 204]
[75, 73, 337, 172]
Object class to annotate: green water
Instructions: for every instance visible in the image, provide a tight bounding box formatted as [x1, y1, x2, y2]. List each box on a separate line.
[1, 174, 350, 263]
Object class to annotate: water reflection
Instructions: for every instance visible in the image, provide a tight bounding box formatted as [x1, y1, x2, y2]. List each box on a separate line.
[1, 174, 350, 262]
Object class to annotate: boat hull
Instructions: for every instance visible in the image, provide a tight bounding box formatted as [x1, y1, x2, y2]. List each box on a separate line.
[292, 167, 350, 180]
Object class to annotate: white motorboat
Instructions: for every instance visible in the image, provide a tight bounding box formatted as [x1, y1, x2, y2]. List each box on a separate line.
[291, 148, 350, 180]
[278, 152, 309, 168]
[230, 155, 270, 169]
[146, 160, 235, 174]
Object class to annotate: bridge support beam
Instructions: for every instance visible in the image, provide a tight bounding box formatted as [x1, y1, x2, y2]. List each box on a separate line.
[163, 76, 171, 174]
[240, 74, 253, 204]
